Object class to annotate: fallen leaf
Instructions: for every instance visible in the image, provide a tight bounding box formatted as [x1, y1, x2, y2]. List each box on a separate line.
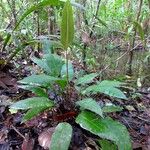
[125, 105, 135, 111]
[22, 134, 35, 150]
[0, 127, 8, 144]
[82, 32, 91, 44]
[38, 127, 55, 149]
[0, 95, 13, 106]
[0, 71, 17, 89]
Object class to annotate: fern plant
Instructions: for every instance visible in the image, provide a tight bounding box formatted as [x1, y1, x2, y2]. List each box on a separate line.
[10, 1, 132, 150]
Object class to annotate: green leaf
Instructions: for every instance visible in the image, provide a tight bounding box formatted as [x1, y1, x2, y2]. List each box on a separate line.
[15, 0, 61, 31]
[102, 105, 123, 113]
[76, 98, 103, 117]
[42, 39, 52, 54]
[133, 21, 145, 42]
[82, 80, 127, 100]
[18, 74, 59, 86]
[102, 87, 127, 100]
[22, 106, 48, 122]
[98, 139, 117, 150]
[61, 0, 74, 49]
[76, 111, 132, 150]
[10, 97, 54, 110]
[19, 85, 48, 97]
[55, 79, 67, 89]
[32, 54, 64, 76]
[46, 54, 64, 77]
[76, 73, 98, 85]
[30, 87, 48, 97]
[99, 80, 124, 87]
[3, 0, 61, 51]
[31, 57, 51, 74]
[50, 123, 72, 150]
[61, 62, 74, 80]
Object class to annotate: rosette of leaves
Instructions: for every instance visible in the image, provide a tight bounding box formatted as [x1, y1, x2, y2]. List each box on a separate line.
[10, 0, 75, 123]
[10, 1, 132, 150]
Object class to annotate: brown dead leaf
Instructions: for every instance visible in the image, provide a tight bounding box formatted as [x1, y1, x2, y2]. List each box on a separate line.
[0, 95, 13, 106]
[132, 142, 143, 149]
[38, 127, 55, 149]
[0, 71, 17, 89]
[81, 32, 91, 44]
[0, 127, 8, 144]
[85, 138, 99, 150]
[21, 134, 35, 150]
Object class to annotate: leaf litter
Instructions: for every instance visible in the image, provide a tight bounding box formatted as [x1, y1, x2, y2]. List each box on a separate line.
[0, 59, 150, 150]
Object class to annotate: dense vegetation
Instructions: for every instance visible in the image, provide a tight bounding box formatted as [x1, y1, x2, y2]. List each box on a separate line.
[0, 0, 150, 150]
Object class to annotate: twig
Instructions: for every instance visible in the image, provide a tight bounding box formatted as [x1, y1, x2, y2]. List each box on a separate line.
[137, 116, 150, 123]
[122, 117, 132, 129]
[11, 125, 26, 140]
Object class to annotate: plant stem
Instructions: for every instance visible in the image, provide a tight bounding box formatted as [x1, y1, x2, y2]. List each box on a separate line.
[66, 49, 70, 101]
[66, 49, 69, 86]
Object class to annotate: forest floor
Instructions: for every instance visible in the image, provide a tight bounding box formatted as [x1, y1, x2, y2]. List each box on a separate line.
[0, 52, 150, 150]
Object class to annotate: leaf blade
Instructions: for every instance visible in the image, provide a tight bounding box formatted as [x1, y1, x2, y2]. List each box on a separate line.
[61, 62, 74, 80]
[18, 74, 59, 86]
[50, 123, 72, 150]
[76, 98, 103, 117]
[10, 97, 54, 110]
[76, 73, 98, 85]
[61, 0, 74, 49]
[22, 106, 49, 122]
[76, 111, 132, 150]
[82, 80, 127, 100]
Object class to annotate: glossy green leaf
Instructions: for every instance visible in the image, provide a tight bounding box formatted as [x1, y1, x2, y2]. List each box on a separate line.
[55, 79, 67, 89]
[22, 106, 48, 122]
[31, 57, 51, 74]
[18, 74, 59, 86]
[82, 80, 127, 100]
[61, 62, 74, 80]
[76, 98, 103, 117]
[76, 111, 132, 150]
[46, 54, 64, 77]
[102, 87, 127, 100]
[10, 97, 54, 110]
[50, 123, 72, 150]
[19, 85, 48, 98]
[61, 0, 74, 49]
[32, 54, 64, 76]
[76, 73, 98, 85]
[98, 139, 117, 150]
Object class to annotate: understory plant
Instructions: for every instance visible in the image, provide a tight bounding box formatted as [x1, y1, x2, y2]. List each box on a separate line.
[10, 1, 132, 150]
